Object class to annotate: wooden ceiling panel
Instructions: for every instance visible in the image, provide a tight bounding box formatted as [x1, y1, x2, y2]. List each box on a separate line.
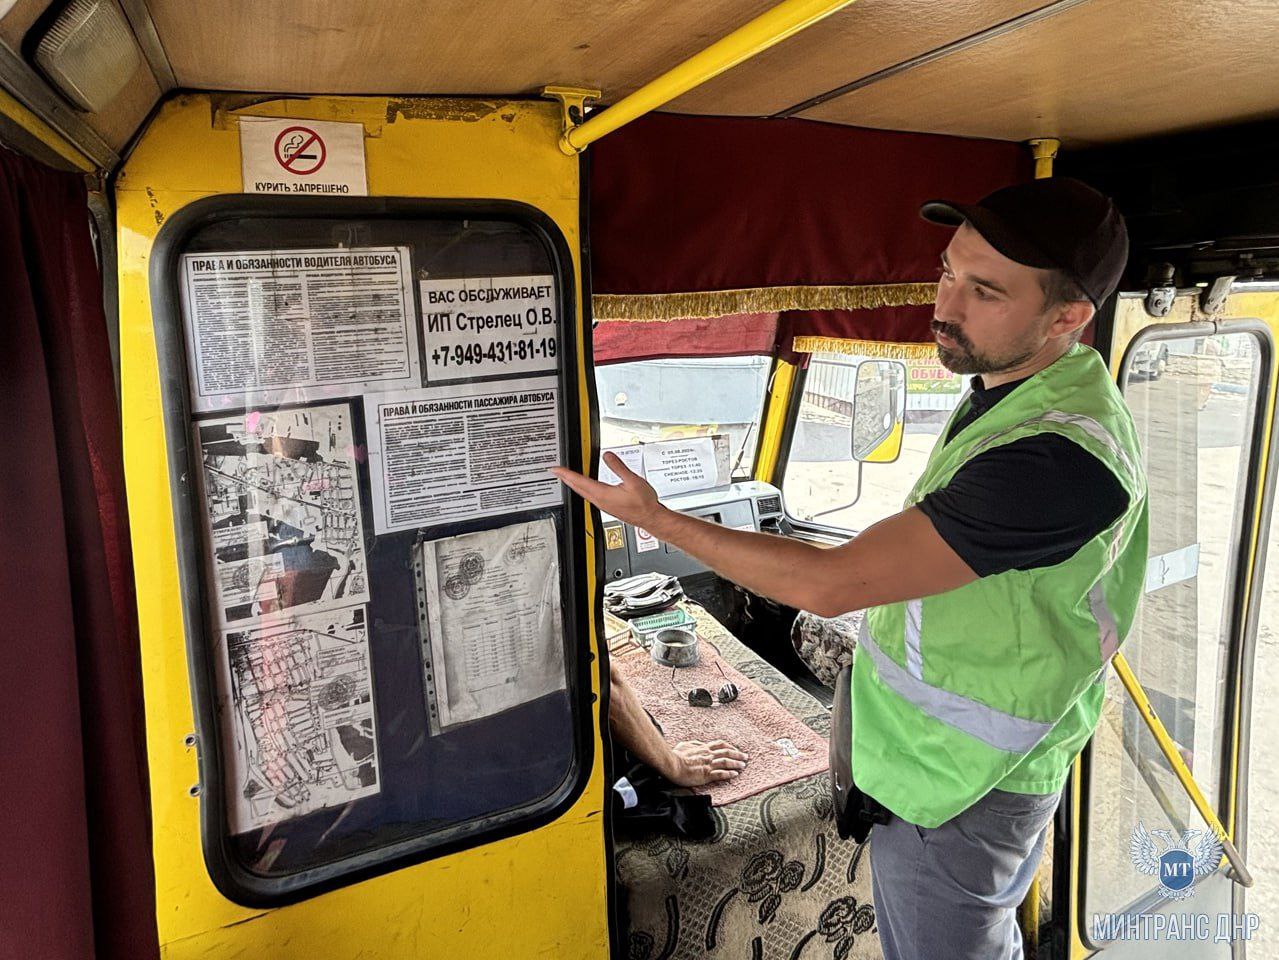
[798, 0, 1279, 145]
[6, 0, 1279, 158]
[145, 0, 783, 99]
[0, 0, 50, 47]
[664, 0, 1044, 117]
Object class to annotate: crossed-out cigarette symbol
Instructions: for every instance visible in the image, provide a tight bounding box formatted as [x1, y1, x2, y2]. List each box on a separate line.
[274, 126, 326, 175]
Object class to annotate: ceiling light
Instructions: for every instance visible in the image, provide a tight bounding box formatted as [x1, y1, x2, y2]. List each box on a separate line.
[34, 0, 141, 113]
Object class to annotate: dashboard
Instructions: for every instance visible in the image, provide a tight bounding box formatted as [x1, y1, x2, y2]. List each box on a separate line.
[601, 480, 787, 582]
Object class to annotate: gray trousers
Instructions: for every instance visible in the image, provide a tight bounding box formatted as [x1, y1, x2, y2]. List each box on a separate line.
[869, 788, 1060, 960]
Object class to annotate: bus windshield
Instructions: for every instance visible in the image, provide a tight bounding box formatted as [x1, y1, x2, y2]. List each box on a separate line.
[594, 356, 772, 479]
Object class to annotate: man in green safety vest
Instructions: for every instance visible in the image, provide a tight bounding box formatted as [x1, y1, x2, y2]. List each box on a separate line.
[553, 177, 1147, 960]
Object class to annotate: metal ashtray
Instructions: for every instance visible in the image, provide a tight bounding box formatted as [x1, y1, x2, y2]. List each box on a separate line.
[650, 627, 699, 667]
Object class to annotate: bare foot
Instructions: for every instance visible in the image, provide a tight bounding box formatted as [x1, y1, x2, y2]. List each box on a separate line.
[667, 740, 749, 787]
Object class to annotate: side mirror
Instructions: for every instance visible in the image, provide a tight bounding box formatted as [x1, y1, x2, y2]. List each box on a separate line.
[851, 359, 906, 463]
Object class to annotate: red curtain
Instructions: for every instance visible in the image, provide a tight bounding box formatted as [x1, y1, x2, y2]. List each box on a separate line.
[589, 113, 1030, 350]
[593, 313, 779, 364]
[0, 148, 157, 960]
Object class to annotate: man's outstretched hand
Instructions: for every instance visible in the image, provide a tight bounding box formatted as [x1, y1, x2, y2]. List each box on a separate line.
[550, 452, 666, 530]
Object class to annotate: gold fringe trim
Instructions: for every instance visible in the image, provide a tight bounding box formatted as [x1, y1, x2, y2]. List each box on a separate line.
[592, 283, 936, 322]
[791, 336, 938, 359]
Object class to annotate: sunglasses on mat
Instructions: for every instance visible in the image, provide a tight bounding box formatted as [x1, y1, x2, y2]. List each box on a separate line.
[669, 662, 740, 708]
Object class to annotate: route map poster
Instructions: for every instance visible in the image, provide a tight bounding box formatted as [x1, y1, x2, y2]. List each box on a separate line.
[198, 402, 370, 626]
[219, 604, 380, 833]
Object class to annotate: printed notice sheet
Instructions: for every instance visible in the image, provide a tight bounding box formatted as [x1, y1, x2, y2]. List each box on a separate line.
[181, 247, 419, 412]
[417, 519, 565, 730]
[198, 403, 369, 625]
[420, 274, 558, 383]
[220, 605, 379, 833]
[644, 435, 728, 496]
[597, 443, 645, 486]
[598, 435, 731, 497]
[363, 377, 561, 534]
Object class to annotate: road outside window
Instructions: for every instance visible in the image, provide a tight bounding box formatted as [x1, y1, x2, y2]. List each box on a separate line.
[782, 351, 968, 534]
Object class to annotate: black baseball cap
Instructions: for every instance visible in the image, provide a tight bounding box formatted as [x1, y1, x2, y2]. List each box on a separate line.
[920, 177, 1129, 308]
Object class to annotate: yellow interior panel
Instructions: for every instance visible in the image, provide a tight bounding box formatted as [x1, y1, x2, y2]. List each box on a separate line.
[118, 93, 610, 958]
[754, 359, 797, 482]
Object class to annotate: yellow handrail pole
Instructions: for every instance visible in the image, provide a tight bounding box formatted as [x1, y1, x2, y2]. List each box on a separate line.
[1019, 135, 1062, 958]
[1018, 885, 1041, 960]
[754, 360, 797, 482]
[1112, 651, 1254, 886]
[559, 0, 859, 155]
[1029, 138, 1060, 180]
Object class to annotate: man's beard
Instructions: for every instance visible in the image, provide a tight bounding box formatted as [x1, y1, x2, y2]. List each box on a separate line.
[932, 321, 1036, 375]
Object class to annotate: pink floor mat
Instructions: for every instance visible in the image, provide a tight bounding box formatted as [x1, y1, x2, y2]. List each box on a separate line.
[612, 638, 829, 805]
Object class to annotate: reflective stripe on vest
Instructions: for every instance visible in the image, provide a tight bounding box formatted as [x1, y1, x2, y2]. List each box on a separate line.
[874, 397, 1137, 750]
[859, 620, 1055, 755]
[904, 597, 924, 679]
[1089, 581, 1121, 664]
[962, 409, 1139, 490]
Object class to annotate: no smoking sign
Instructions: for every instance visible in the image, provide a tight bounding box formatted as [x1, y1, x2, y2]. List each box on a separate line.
[274, 125, 326, 175]
[240, 117, 368, 195]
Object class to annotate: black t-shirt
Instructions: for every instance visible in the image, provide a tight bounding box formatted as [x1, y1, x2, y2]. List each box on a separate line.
[915, 376, 1130, 577]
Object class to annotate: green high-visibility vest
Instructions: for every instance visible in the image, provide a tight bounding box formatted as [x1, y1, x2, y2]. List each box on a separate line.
[851, 343, 1149, 827]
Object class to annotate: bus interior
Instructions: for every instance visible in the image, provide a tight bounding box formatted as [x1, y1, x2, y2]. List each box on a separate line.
[4, 1, 1279, 958]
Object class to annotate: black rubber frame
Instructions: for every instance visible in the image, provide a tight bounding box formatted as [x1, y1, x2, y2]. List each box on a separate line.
[149, 193, 599, 907]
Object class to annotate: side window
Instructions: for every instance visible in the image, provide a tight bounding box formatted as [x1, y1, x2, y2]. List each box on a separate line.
[154, 202, 589, 903]
[782, 350, 968, 533]
[595, 356, 772, 479]
[1083, 326, 1268, 942]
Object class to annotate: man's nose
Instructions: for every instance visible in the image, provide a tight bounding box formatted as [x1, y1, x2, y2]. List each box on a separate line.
[934, 279, 963, 325]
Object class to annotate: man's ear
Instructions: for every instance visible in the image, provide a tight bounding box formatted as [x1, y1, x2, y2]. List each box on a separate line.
[1048, 300, 1095, 341]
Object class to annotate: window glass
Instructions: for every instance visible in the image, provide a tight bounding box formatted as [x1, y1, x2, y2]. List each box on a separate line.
[1084, 329, 1264, 937]
[594, 355, 771, 478]
[782, 351, 969, 532]
[161, 208, 586, 899]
